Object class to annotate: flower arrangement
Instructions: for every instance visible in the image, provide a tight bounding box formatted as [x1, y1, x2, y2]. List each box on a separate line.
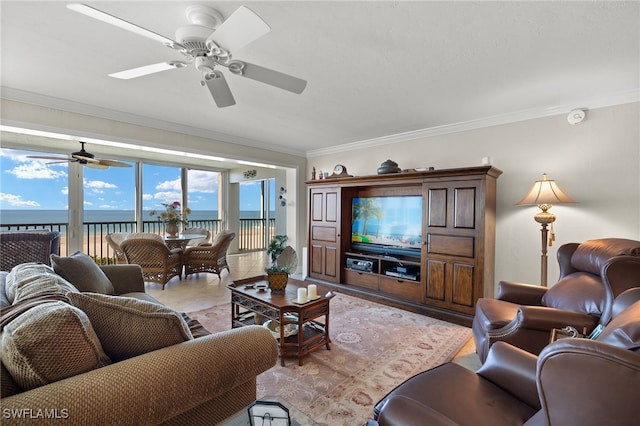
[150, 201, 191, 225]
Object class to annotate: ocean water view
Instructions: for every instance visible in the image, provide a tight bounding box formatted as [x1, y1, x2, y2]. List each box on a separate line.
[0, 210, 273, 226]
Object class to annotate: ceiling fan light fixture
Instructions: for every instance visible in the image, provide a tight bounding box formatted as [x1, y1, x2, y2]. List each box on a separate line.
[196, 56, 217, 74]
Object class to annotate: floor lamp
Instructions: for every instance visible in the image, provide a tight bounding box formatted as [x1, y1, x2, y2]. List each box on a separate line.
[516, 173, 576, 286]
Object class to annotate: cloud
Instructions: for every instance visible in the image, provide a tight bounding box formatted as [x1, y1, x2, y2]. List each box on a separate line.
[5, 161, 67, 180]
[84, 179, 117, 189]
[153, 191, 181, 202]
[62, 186, 69, 195]
[143, 194, 153, 200]
[156, 178, 180, 191]
[0, 193, 40, 207]
[187, 170, 219, 193]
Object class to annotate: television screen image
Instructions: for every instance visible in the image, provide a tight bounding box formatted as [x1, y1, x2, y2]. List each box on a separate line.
[351, 195, 422, 255]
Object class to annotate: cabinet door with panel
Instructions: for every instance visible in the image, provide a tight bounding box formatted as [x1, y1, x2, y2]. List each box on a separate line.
[308, 186, 341, 282]
[423, 178, 486, 315]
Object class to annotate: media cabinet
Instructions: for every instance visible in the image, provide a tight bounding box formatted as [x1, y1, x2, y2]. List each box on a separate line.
[306, 165, 502, 326]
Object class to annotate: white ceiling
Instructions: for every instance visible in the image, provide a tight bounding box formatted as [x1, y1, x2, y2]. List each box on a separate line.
[1, 1, 639, 158]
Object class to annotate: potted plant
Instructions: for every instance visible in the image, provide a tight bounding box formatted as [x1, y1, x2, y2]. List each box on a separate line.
[265, 235, 294, 292]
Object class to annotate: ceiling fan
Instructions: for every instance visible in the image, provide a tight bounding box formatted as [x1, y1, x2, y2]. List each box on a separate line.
[67, 3, 307, 108]
[27, 142, 131, 169]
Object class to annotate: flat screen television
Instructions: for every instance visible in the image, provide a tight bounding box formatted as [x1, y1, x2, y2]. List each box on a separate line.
[351, 195, 422, 258]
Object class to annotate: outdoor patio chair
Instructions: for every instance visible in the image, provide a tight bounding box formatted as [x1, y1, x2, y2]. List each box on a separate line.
[105, 232, 130, 264]
[183, 230, 235, 279]
[127, 232, 164, 242]
[183, 227, 211, 247]
[0, 230, 61, 271]
[120, 237, 182, 289]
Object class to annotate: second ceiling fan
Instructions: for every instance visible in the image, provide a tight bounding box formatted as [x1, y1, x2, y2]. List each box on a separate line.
[67, 3, 307, 107]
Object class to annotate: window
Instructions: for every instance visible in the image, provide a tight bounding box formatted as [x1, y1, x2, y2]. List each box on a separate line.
[142, 163, 182, 234]
[187, 169, 221, 236]
[0, 147, 69, 233]
[238, 179, 276, 250]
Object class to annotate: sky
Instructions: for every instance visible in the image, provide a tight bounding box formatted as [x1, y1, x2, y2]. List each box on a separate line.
[0, 147, 269, 212]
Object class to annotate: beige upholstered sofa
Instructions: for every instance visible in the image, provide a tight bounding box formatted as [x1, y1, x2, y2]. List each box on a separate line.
[0, 254, 278, 425]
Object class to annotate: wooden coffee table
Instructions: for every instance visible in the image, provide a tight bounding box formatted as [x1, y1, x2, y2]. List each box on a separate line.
[228, 276, 333, 366]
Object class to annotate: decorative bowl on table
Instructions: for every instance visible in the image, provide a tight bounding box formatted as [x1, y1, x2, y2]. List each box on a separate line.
[263, 314, 298, 339]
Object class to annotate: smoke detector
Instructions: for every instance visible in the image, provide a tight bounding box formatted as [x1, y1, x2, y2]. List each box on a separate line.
[567, 109, 586, 125]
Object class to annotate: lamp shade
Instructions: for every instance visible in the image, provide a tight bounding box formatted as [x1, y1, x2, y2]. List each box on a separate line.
[516, 173, 576, 206]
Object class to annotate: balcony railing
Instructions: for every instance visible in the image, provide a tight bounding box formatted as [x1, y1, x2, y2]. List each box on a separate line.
[1, 218, 275, 261]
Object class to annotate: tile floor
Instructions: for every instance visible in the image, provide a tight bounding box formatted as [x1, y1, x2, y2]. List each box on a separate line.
[146, 251, 480, 369]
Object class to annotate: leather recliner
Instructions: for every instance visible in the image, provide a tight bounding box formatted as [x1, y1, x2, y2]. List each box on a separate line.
[472, 238, 640, 362]
[369, 288, 640, 426]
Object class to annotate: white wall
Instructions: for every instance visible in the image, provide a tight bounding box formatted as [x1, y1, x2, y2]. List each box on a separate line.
[307, 103, 640, 290]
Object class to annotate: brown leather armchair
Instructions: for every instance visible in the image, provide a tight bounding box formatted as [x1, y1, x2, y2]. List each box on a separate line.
[472, 238, 640, 362]
[370, 291, 640, 426]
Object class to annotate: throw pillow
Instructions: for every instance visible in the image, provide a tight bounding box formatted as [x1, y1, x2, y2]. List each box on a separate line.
[66, 292, 193, 361]
[51, 251, 114, 295]
[1, 301, 111, 391]
[6, 263, 78, 304]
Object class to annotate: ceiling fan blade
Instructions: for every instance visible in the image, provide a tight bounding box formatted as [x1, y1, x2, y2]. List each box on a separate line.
[97, 159, 132, 168]
[206, 6, 270, 53]
[27, 155, 70, 161]
[109, 61, 188, 80]
[205, 71, 236, 108]
[231, 61, 307, 94]
[85, 162, 109, 170]
[67, 3, 180, 48]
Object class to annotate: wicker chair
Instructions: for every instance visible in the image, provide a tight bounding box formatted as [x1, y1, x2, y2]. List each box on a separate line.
[0, 230, 61, 271]
[127, 232, 164, 241]
[120, 237, 182, 289]
[183, 227, 212, 247]
[183, 230, 235, 279]
[105, 232, 130, 264]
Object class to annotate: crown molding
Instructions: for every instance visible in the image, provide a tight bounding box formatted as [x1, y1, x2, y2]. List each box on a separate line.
[0, 87, 307, 157]
[306, 89, 640, 158]
[3, 86, 637, 160]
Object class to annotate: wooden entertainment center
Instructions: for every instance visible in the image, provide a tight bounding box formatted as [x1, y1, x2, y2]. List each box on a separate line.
[306, 165, 502, 326]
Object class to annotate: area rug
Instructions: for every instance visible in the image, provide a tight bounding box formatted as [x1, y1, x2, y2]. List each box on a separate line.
[187, 293, 472, 426]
